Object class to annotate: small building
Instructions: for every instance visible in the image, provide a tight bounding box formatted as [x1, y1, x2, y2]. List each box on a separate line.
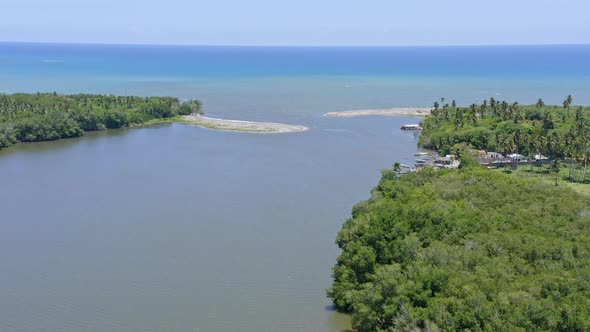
[434, 155, 460, 169]
[486, 152, 504, 159]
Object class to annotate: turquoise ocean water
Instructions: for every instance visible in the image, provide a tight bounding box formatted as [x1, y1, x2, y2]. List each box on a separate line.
[1, 43, 589, 123]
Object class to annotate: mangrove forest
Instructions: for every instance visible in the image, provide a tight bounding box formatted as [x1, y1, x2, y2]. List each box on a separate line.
[328, 166, 590, 331]
[0, 92, 202, 149]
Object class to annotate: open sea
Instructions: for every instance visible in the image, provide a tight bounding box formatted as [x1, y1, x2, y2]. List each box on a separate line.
[1, 43, 590, 120]
[0, 43, 589, 332]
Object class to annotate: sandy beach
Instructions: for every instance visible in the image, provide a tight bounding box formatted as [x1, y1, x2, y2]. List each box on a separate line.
[324, 107, 432, 118]
[181, 114, 309, 133]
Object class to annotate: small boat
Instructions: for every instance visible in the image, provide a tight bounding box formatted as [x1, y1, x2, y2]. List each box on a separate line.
[414, 152, 429, 156]
[401, 124, 423, 130]
[415, 159, 428, 164]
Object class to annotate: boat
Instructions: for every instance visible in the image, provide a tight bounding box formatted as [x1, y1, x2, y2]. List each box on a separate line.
[414, 152, 429, 156]
[401, 124, 423, 130]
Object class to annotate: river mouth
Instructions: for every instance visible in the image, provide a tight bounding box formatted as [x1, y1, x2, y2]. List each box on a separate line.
[0, 116, 420, 332]
[2, 43, 588, 332]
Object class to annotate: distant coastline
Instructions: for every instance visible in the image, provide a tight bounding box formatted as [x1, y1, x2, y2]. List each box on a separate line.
[324, 107, 432, 118]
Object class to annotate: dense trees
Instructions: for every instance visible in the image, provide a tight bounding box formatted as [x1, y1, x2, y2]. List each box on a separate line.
[422, 96, 590, 183]
[0, 93, 202, 149]
[331, 98, 590, 329]
[329, 167, 590, 331]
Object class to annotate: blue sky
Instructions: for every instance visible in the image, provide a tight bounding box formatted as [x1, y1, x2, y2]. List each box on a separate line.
[2, 0, 590, 46]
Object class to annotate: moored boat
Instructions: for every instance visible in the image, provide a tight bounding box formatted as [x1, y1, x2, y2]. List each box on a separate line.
[401, 124, 423, 130]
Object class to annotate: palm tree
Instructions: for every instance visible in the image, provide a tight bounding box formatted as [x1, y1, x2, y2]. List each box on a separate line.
[536, 98, 545, 109]
[543, 112, 555, 130]
[468, 104, 478, 125]
[442, 104, 450, 121]
[494, 132, 504, 152]
[567, 94, 573, 108]
[526, 134, 536, 173]
[563, 95, 573, 110]
[490, 97, 498, 116]
[507, 105, 514, 121]
[499, 134, 516, 157]
[391, 162, 405, 181]
[453, 109, 464, 128]
[393, 162, 402, 177]
[583, 149, 589, 183]
[535, 135, 547, 172]
[512, 102, 522, 123]
[432, 101, 440, 117]
[513, 128, 523, 153]
[550, 159, 561, 186]
[501, 101, 509, 120]
[565, 132, 577, 180]
[547, 132, 562, 159]
[480, 100, 488, 119]
[575, 107, 586, 132]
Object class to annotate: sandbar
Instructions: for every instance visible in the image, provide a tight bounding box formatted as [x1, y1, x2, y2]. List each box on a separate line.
[324, 107, 432, 118]
[181, 114, 308, 133]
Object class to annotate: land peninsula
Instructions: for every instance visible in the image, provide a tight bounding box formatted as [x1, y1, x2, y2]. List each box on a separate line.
[329, 96, 590, 331]
[0, 92, 307, 150]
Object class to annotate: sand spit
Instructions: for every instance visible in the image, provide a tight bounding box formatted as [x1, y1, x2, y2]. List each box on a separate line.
[181, 114, 308, 133]
[324, 107, 432, 118]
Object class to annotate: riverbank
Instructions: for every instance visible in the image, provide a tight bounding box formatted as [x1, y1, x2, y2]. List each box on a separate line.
[324, 107, 432, 118]
[179, 114, 308, 133]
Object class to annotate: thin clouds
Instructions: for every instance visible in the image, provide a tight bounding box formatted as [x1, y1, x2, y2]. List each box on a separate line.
[1, 0, 589, 45]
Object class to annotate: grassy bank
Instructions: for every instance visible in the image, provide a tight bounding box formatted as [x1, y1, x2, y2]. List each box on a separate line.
[493, 164, 590, 196]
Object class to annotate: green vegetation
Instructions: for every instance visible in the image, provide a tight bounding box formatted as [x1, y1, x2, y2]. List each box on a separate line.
[329, 96, 590, 330]
[420, 96, 590, 183]
[328, 166, 590, 331]
[494, 164, 590, 197]
[0, 92, 202, 149]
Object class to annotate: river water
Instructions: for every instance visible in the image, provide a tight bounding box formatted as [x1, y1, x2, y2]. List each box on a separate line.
[0, 114, 422, 331]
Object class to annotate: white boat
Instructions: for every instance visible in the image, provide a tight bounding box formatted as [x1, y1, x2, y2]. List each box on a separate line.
[401, 124, 423, 130]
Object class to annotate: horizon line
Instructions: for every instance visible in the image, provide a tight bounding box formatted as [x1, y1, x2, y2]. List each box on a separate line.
[1, 40, 590, 48]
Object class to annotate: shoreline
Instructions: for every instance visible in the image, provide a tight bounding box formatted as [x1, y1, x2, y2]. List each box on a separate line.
[324, 107, 432, 118]
[179, 114, 309, 133]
